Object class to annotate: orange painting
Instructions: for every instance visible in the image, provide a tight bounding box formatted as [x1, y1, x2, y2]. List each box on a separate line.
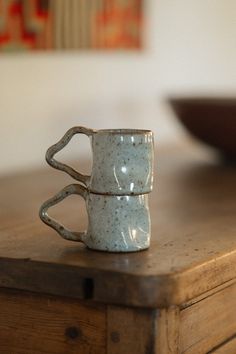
[0, 0, 143, 51]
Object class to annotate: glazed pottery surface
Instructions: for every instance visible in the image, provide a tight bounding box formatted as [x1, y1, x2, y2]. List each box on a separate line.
[46, 127, 154, 195]
[39, 184, 150, 252]
[40, 126, 154, 253]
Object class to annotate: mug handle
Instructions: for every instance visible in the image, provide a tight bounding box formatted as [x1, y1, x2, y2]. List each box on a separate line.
[39, 184, 87, 242]
[46, 126, 95, 186]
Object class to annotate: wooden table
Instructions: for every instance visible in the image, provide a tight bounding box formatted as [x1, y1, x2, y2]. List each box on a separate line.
[0, 140, 236, 353]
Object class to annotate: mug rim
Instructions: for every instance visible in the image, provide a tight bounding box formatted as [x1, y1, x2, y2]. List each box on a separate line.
[97, 129, 153, 135]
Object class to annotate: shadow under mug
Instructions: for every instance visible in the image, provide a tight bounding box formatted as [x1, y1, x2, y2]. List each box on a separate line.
[46, 127, 154, 195]
[39, 184, 151, 252]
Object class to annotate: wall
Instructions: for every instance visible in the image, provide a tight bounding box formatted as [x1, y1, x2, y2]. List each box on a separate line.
[0, 0, 235, 174]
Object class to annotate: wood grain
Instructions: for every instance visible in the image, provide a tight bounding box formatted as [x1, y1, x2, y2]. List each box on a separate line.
[155, 307, 180, 354]
[211, 336, 236, 353]
[107, 305, 157, 354]
[106, 305, 181, 354]
[180, 278, 236, 309]
[0, 288, 106, 354]
[179, 282, 236, 353]
[0, 141, 236, 306]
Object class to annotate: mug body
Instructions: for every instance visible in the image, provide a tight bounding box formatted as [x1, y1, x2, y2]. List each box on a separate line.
[89, 129, 154, 195]
[83, 193, 151, 252]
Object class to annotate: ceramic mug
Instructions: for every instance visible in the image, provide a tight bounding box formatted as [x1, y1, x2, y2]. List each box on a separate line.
[46, 127, 154, 195]
[39, 184, 151, 252]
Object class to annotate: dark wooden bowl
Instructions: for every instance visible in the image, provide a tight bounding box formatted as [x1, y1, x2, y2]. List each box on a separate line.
[169, 97, 236, 158]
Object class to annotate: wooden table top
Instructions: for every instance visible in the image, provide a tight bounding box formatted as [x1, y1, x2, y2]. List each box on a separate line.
[0, 140, 236, 307]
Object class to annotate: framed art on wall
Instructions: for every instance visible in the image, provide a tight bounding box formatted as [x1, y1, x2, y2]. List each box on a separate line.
[0, 0, 143, 52]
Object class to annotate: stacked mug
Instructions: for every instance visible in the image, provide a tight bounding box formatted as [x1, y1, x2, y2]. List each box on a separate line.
[39, 127, 154, 253]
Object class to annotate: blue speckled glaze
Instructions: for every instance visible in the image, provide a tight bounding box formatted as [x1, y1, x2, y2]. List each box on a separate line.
[89, 129, 154, 195]
[83, 192, 150, 252]
[41, 127, 154, 253]
[46, 127, 154, 195]
[39, 184, 151, 252]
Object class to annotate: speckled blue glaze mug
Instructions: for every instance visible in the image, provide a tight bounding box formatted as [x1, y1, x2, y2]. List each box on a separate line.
[39, 184, 151, 252]
[46, 127, 154, 195]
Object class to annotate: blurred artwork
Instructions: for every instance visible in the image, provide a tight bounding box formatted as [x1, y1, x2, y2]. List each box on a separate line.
[0, 0, 143, 52]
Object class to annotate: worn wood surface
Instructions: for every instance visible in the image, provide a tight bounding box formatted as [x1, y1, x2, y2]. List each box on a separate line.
[107, 305, 180, 354]
[155, 307, 180, 354]
[0, 288, 106, 354]
[179, 281, 236, 353]
[211, 336, 236, 353]
[107, 305, 157, 354]
[0, 141, 236, 307]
